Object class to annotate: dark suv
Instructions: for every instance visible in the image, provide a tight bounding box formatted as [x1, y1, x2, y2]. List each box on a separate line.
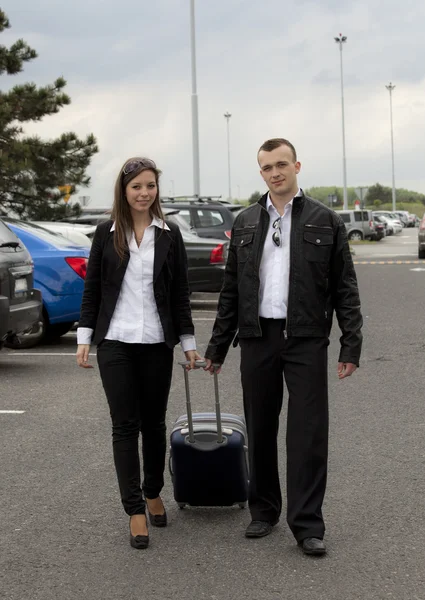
[160, 198, 244, 241]
[0, 219, 42, 349]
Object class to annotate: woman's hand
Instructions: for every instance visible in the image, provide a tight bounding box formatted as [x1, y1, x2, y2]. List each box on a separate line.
[76, 344, 93, 369]
[184, 350, 203, 370]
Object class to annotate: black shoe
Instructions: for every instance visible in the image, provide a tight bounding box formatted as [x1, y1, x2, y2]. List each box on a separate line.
[299, 537, 326, 556]
[129, 517, 149, 549]
[148, 509, 167, 528]
[245, 520, 275, 538]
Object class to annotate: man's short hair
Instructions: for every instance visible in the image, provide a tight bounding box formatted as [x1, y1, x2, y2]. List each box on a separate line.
[258, 138, 297, 162]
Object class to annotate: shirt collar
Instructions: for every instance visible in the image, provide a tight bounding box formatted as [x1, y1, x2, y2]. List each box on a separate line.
[266, 188, 302, 214]
[110, 217, 170, 232]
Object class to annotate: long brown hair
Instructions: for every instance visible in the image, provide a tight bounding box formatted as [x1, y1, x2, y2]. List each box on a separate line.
[111, 157, 165, 260]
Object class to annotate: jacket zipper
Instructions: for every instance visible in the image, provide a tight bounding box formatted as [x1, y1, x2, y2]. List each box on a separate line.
[284, 207, 298, 340]
[256, 204, 269, 334]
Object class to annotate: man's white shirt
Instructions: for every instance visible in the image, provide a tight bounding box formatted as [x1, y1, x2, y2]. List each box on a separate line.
[258, 190, 302, 319]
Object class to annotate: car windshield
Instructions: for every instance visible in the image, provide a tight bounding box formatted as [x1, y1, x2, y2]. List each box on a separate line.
[7, 220, 81, 248]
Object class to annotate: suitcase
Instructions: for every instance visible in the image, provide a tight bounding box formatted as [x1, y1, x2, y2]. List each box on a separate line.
[169, 361, 249, 509]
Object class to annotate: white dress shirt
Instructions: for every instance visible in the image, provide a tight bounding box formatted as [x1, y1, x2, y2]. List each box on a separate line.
[258, 190, 302, 319]
[77, 217, 196, 352]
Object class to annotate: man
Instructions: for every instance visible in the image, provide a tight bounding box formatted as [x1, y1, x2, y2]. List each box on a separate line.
[205, 138, 362, 556]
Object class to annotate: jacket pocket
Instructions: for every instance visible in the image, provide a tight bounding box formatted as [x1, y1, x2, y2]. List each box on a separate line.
[233, 232, 254, 263]
[303, 230, 333, 262]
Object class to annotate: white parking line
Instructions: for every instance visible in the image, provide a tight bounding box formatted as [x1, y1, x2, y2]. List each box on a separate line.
[0, 410, 25, 414]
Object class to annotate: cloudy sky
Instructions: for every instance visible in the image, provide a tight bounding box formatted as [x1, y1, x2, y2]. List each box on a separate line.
[2, 0, 425, 207]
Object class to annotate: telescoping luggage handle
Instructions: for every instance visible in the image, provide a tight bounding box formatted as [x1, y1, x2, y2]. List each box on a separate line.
[178, 360, 223, 445]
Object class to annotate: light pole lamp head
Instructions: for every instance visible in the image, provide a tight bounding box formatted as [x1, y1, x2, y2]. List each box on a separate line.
[334, 34, 347, 43]
[386, 82, 396, 91]
[224, 112, 232, 119]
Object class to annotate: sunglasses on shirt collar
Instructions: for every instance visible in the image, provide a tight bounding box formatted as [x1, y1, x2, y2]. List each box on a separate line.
[122, 158, 157, 176]
[272, 217, 283, 247]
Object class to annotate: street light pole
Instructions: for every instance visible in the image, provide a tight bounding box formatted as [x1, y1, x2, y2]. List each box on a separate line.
[334, 34, 348, 210]
[190, 0, 201, 198]
[386, 82, 396, 212]
[224, 112, 232, 200]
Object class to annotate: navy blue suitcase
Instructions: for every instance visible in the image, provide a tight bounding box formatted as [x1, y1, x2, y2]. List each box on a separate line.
[169, 362, 249, 509]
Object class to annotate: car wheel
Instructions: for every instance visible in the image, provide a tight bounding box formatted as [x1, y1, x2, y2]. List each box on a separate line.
[419, 248, 425, 259]
[46, 321, 74, 339]
[348, 231, 363, 241]
[5, 310, 47, 349]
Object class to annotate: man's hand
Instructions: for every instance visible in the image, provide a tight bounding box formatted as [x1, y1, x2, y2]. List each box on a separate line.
[76, 344, 94, 369]
[337, 362, 357, 379]
[184, 350, 203, 370]
[204, 359, 222, 375]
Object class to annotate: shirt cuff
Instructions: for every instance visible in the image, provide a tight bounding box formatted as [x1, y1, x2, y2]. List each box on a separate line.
[180, 335, 196, 353]
[77, 327, 94, 345]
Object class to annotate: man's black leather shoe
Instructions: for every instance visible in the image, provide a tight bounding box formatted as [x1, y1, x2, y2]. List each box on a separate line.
[299, 537, 326, 556]
[245, 520, 275, 538]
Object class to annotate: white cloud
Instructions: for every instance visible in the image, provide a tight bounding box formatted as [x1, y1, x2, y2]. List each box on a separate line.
[3, 0, 425, 206]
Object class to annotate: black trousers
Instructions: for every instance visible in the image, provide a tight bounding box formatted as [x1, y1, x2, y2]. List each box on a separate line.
[240, 318, 329, 542]
[97, 340, 173, 516]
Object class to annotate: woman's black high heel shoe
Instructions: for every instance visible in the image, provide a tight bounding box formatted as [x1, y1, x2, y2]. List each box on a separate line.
[146, 498, 168, 528]
[148, 509, 167, 527]
[129, 516, 149, 549]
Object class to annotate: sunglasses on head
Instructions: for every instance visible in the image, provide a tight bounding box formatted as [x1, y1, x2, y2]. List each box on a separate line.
[122, 158, 157, 176]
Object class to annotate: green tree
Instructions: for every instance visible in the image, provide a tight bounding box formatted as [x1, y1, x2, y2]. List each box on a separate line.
[248, 191, 262, 205]
[366, 183, 391, 205]
[373, 198, 382, 209]
[0, 10, 98, 219]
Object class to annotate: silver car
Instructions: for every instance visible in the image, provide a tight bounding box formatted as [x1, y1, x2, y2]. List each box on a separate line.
[335, 210, 376, 241]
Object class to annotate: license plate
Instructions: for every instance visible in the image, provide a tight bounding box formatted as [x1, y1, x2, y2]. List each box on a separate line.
[15, 278, 28, 294]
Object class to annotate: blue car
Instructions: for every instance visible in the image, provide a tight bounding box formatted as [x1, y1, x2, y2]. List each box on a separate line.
[5, 219, 90, 348]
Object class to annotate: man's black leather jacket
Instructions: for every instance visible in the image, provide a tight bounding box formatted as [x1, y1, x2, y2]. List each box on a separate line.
[205, 191, 363, 366]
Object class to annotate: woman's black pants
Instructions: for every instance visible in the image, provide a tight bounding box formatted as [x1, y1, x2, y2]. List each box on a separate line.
[97, 340, 173, 516]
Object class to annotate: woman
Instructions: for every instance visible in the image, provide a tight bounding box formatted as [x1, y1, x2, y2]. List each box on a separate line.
[76, 157, 200, 549]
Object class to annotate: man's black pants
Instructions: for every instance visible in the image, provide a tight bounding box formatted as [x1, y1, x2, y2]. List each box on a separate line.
[240, 318, 329, 542]
[97, 340, 173, 516]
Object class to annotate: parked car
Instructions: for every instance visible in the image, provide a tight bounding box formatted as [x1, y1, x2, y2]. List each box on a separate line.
[335, 210, 376, 241]
[3, 219, 90, 348]
[394, 211, 410, 227]
[32, 222, 93, 246]
[62, 212, 111, 226]
[418, 214, 425, 259]
[0, 219, 42, 350]
[161, 199, 244, 241]
[372, 221, 386, 241]
[163, 208, 228, 292]
[372, 211, 403, 234]
[373, 214, 391, 236]
[406, 213, 419, 228]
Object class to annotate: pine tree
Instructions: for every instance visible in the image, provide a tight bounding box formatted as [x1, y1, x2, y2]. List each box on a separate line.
[0, 10, 98, 219]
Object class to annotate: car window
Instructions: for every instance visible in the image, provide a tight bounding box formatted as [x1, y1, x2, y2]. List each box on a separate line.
[0, 220, 25, 253]
[196, 209, 224, 227]
[166, 213, 196, 234]
[176, 209, 192, 227]
[354, 211, 369, 222]
[339, 213, 351, 224]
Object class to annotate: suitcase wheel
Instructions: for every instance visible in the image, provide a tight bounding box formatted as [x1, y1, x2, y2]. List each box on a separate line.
[178, 503, 186, 509]
[238, 502, 247, 509]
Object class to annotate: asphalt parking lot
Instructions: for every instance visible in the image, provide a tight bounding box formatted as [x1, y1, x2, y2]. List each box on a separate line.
[1, 228, 425, 600]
